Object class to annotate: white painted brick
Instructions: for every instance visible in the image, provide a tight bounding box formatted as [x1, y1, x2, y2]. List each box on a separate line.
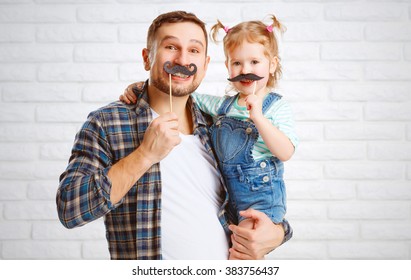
[0, 44, 72, 63]
[293, 102, 362, 121]
[77, 5, 158, 23]
[0, 104, 36, 122]
[36, 0, 113, 3]
[27, 180, 59, 200]
[36, 103, 105, 122]
[365, 23, 411, 41]
[408, 124, 411, 140]
[158, 4, 242, 23]
[321, 43, 401, 61]
[283, 62, 362, 81]
[282, 43, 319, 61]
[287, 180, 356, 200]
[40, 143, 72, 160]
[286, 201, 327, 220]
[118, 24, 151, 43]
[268, 241, 328, 260]
[0, 5, 76, 23]
[285, 23, 363, 42]
[0, 143, 38, 161]
[3, 201, 57, 220]
[357, 182, 411, 200]
[82, 241, 110, 260]
[294, 142, 366, 160]
[293, 221, 359, 240]
[37, 24, 117, 43]
[0, 181, 27, 200]
[34, 161, 68, 180]
[365, 63, 411, 80]
[368, 142, 411, 160]
[82, 83, 129, 103]
[405, 43, 411, 60]
[0, 222, 31, 239]
[284, 162, 323, 180]
[0, 64, 36, 81]
[329, 242, 408, 259]
[295, 123, 323, 141]
[0, 124, 79, 142]
[242, 3, 322, 22]
[38, 63, 118, 82]
[325, 3, 404, 21]
[0, 24, 34, 42]
[365, 102, 411, 121]
[200, 62, 229, 82]
[2, 241, 82, 259]
[74, 44, 143, 63]
[0, 162, 36, 180]
[328, 202, 410, 220]
[279, 82, 329, 102]
[361, 222, 411, 240]
[325, 123, 404, 141]
[32, 220, 106, 240]
[324, 162, 404, 180]
[2, 84, 82, 103]
[330, 84, 411, 102]
[119, 63, 150, 82]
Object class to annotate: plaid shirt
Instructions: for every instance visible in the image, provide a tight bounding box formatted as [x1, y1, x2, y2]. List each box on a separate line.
[57, 82, 292, 260]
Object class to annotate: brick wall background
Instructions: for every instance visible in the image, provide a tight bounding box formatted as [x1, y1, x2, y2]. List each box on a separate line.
[0, 0, 410, 260]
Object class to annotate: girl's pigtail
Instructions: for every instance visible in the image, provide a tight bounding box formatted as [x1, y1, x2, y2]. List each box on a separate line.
[210, 19, 227, 43]
[267, 14, 286, 34]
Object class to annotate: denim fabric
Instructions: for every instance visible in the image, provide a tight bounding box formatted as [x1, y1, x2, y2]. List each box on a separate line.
[210, 93, 286, 224]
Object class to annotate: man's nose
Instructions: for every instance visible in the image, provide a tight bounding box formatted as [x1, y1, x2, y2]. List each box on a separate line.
[173, 51, 190, 67]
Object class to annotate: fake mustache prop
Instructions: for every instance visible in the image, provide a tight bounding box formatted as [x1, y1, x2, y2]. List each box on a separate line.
[163, 61, 197, 76]
[227, 73, 264, 82]
[163, 61, 198, 113]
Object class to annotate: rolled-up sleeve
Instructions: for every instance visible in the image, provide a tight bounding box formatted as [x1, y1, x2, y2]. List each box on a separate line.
[56, 113, 123, 229]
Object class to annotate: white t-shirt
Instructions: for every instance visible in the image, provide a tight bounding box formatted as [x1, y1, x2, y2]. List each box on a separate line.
[152, 111, 229, 260]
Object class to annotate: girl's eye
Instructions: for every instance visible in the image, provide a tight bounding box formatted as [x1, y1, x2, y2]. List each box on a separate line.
[233, 61, 241, 66]
[251, 60, 259, 64]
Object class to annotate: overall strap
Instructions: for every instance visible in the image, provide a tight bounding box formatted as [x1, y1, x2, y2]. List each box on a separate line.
[216, 94, 239, 115]
[262, 92, 282, 115]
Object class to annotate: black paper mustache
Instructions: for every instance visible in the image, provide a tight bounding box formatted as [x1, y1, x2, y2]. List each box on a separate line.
[227, 73, 264, 82]
[163, 61, 197, 76]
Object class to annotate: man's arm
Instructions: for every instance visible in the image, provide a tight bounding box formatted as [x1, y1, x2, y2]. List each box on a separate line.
[228, 209, 292, 259]
[57, 111, 180, 228]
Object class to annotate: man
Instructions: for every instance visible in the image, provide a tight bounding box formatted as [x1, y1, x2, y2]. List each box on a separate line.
[57, 10, 291, 260]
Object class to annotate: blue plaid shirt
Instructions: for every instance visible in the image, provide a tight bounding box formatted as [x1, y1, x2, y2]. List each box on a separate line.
[57, 82, 292, 259]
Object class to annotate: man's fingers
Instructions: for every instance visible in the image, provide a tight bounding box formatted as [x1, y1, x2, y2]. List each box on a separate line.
[239, 208, 266, 221]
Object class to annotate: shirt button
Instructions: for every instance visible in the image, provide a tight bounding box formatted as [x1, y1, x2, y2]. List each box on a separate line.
[245, 127, 252, 134]
[263, 176, 269, 183]
[260, 162, 267, 168]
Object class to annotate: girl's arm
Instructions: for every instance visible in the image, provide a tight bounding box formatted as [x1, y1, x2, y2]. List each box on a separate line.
[119, 82, 144, 104]
[253, 116, 295, 161]
[246, 95, 297, 162]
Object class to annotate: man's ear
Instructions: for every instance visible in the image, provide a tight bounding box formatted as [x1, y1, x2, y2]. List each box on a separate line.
[142, 48, 151, 71]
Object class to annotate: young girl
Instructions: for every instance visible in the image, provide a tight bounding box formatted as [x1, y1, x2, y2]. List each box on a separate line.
[121, 15, 298, 259]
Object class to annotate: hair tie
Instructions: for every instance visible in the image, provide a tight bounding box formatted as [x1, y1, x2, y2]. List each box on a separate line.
[223, 26, 231, 33]
[266, 25, 273, 32]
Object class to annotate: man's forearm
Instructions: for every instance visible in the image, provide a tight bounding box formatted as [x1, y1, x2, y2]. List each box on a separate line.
[108, 148, 154, 204]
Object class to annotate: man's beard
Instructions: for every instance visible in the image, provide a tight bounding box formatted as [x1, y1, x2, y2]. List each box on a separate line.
[152, 75, 200, 97]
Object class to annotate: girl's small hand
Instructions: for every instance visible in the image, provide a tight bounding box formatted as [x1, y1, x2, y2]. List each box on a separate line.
[119, 82, 144, 104]
[245, 94, 263, 121]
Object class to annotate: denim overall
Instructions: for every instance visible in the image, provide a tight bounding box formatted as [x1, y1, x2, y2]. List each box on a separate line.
[210, 93, 286, 224]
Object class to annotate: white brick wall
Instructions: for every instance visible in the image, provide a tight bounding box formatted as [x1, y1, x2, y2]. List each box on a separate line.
[0, 0, 410, 260]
